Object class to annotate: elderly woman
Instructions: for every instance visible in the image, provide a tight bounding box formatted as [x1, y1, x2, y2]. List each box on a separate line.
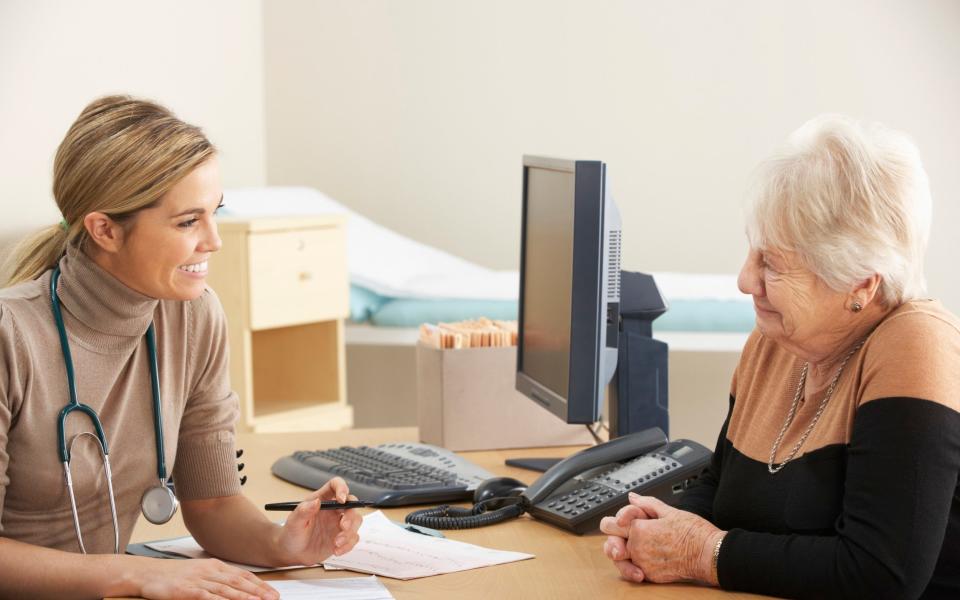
[601, 116, 959, 599]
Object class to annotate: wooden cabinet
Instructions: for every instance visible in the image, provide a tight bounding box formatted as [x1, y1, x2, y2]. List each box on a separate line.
[206, 216, 353, 432]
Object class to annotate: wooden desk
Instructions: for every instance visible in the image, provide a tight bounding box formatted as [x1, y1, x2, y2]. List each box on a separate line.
[127, 428, 771, 600]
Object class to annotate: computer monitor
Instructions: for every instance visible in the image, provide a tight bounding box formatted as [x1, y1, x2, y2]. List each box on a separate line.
[516, 156, 622, 425]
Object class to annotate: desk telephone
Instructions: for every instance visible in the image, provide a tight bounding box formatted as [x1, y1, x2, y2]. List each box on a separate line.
[405, 428, 712, 534]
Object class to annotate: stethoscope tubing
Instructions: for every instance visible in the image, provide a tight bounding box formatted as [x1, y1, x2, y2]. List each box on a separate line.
[51, 269, 109, 461]
[145, 324, 167, 482]
[50, 267, 167, 480]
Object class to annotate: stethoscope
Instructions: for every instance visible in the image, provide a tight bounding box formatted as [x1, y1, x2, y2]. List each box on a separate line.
[50, 267, 178, 555]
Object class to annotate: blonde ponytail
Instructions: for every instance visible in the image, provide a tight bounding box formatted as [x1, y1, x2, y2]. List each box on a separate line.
[3, 223, 72, 286]
[2, 95, 215, 287]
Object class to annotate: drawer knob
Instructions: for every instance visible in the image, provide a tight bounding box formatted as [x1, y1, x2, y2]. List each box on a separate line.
[298, 271, 312, 282]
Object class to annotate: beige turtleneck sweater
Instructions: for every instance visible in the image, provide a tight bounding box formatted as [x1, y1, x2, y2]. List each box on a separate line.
[0, 248, 241, 554]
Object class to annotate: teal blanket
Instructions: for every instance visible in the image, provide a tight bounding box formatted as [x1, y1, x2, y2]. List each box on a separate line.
[350, 285, 754, 333]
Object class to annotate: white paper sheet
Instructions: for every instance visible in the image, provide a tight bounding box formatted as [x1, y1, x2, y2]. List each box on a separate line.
[322, 510, 534, 580]
[143, 536, 308, 573]
[269, 576, 393, 600]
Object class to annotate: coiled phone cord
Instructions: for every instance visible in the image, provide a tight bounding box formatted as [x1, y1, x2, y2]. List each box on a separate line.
[405, 497, 526, 530]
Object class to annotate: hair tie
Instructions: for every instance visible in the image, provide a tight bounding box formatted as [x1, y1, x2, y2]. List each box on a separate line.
[59, 219, 69, 231]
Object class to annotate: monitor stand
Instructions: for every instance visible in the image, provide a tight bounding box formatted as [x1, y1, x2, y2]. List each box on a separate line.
[608, 271, 669, 437]
[504, 457, 562, 472]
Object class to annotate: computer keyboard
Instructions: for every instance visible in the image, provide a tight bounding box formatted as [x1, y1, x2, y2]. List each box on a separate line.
[271, 442, 496, 507]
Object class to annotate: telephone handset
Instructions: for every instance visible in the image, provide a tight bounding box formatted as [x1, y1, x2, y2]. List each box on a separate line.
[405, 428, 713, 534]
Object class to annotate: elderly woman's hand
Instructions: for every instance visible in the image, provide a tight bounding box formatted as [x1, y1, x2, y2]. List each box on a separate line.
[600, 496, 659, 582]
[599, 492, 724, 585]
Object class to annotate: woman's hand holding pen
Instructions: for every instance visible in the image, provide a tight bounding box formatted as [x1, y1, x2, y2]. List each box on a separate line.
[272, 476, 363, 566]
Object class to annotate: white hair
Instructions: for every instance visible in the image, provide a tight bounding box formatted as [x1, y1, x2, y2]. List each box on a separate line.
[746, 115, 932, 306]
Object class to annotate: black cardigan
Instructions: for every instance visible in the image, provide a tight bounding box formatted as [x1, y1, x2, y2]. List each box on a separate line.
[678, 395, 960, 599]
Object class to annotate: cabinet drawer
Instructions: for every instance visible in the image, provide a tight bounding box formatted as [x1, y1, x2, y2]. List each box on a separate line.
[247, 226, 348, 330]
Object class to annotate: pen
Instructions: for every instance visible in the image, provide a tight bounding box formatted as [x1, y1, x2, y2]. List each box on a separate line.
[264, 500, 376, 511]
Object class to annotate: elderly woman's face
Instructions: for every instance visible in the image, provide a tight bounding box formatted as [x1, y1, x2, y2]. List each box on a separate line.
[737, 247, 849, 348]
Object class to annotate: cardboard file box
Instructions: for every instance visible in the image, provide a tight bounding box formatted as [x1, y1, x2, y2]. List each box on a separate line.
[416, 343, 596, 451]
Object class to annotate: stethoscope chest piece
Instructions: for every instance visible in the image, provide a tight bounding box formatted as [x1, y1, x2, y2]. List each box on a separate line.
[141, 484, 178, 525]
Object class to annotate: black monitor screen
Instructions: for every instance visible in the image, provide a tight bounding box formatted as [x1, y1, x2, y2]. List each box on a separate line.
[519, 166, 575, 398]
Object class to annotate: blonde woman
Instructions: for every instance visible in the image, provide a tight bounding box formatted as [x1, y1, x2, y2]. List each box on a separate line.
[601, 116, 959, 598]
[0, 96, 362, 599]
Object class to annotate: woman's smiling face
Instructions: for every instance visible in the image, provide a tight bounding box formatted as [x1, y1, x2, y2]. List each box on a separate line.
[101, 157, 224, 301]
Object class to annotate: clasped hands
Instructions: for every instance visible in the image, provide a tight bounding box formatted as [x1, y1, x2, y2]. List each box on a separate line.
[600, 492, 724, 586]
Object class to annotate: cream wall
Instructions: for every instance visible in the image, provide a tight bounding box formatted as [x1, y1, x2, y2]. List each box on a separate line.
[263, 0, 960, 311]
[0, 0, 266, 254]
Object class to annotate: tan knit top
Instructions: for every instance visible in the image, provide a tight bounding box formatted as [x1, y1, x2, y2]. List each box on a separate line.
[727, 299, 960, 463]
[0, 248, 241, 554]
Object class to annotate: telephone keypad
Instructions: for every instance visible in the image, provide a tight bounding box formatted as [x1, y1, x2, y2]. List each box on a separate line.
[539, 453, 681, 518]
